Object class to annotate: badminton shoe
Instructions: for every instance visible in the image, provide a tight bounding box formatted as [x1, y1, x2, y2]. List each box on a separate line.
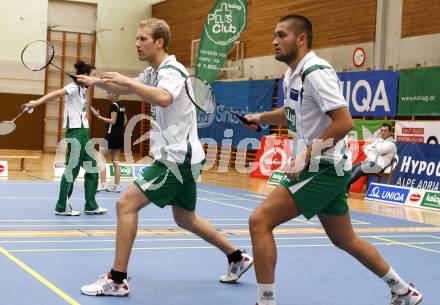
[219, 251, 254, 283]
[54, 210, 80, 216]
[81, 273, 129, 296]
[97, 183, 108, 192]
[389, 284, 423, 305]
[84, 206, 108, 215]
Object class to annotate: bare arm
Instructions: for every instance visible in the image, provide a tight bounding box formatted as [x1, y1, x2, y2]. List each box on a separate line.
[79, 73, 172, 107]
[244, 107, 287, 129]
[286, 107, 354, 179]
[97, 111, 117, 125]
[124, 114, 128, 126]
[307, 107, 354, 159]
[21, 88, 66, 110]
[76, 75, 132, 95]
[124, 77, 172, 107]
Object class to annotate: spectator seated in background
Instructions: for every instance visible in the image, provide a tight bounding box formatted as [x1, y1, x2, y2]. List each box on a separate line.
[347, 123, 397, 192]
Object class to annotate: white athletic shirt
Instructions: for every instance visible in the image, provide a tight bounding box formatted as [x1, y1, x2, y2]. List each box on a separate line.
[364, 136, 396, 169]
[62, 83, 89, 129]
[283, 51, 352, 169]
[136, 55, 205, 164]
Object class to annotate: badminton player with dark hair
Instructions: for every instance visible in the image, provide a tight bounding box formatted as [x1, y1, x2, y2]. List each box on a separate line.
[92, 92, 127, 193]
[22, 60, 108, 216]
[77, 18, 253, 296]
[244, 14, 422, 305]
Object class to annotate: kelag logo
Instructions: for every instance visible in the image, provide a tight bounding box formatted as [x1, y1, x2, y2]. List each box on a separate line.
[0, 164, 4, 173]
[110, 165, 133, 177]
[421, 192, 440, 210]
[365, 183, 409, 204]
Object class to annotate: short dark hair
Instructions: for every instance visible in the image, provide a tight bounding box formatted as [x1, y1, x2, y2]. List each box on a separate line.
[74, 60, 95, 75]
[381, 123, 393, 132]
[279, 14, 313, 49]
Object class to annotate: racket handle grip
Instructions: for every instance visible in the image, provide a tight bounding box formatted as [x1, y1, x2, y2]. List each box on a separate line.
[241, 117, 262, 132]
[68, 74, 78, 82]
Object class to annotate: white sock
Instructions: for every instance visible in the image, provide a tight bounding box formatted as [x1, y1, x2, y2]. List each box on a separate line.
[381, 267, 410, 294]
[257, 283, 276, 305]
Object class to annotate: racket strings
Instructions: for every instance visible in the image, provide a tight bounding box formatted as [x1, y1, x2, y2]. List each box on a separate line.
[190, 77, 216, 113]
[0, 121, 16, 135]
[21, 40, 54, 71]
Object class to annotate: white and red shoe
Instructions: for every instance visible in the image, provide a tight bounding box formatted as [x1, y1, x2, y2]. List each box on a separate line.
[219, 251, 254, 283]
[81, 273, 129, 296]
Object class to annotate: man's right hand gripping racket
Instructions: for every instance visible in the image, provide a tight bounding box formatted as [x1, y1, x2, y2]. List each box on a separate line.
[184, 75, 262, 132]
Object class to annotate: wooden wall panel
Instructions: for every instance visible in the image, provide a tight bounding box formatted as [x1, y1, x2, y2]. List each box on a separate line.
[402, 0, 440, 38]
[0, 93, 142, 152]
[153, 0, 376, 66]
[0, 93, 44, 150]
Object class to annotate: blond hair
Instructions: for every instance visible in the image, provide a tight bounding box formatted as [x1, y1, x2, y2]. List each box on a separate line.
[139, 18, 171, 51]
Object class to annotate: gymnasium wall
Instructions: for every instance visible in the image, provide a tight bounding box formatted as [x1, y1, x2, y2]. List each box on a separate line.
[0, 93, 44, 150]
[153, 0, 440, 79]
[0, 0, 156, 96]
[0, 0, 159, 151]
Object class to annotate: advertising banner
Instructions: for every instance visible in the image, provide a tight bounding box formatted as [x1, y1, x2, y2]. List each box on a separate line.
[349, 119, 393, 141]
[195, 0, 247, 84]
[0, 161, 8, 177]
[398, 67, 440, 115]
[395, 121, 440, 144]
[250, 135, 292, 179]
[365, 182, 440, 211]
[392, 142, 440, 191]
[197, 79, 274, 147]
[338, 70, 399, 117]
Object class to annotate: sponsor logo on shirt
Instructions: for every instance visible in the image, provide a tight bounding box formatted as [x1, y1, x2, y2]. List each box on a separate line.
[290, 88, 299, 101]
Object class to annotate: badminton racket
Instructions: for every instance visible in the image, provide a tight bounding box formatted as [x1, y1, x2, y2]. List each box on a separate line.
[21, 40, 77, 82]
[0, 108, 33, 136]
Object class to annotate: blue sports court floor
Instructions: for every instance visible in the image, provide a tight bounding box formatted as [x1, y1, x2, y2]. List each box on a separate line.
[0, 181, 439, 305]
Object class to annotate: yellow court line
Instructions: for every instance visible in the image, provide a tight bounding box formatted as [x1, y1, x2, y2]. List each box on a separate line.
[0, 246, 80, 305]
[198, 197, 255, 211]
[372, 237, 440, 254]
[198, 189, 261, 202]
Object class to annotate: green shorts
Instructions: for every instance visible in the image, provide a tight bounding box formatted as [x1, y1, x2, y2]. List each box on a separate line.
[133, 160, 203, 212]
[280, 160, 352, 219]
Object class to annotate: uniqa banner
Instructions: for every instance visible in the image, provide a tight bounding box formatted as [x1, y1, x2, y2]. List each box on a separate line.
[337, 70, 399, 117]
[195, 0, 247, 84]
[278, 71, 399, 117]
[392, 142, 440, 191]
